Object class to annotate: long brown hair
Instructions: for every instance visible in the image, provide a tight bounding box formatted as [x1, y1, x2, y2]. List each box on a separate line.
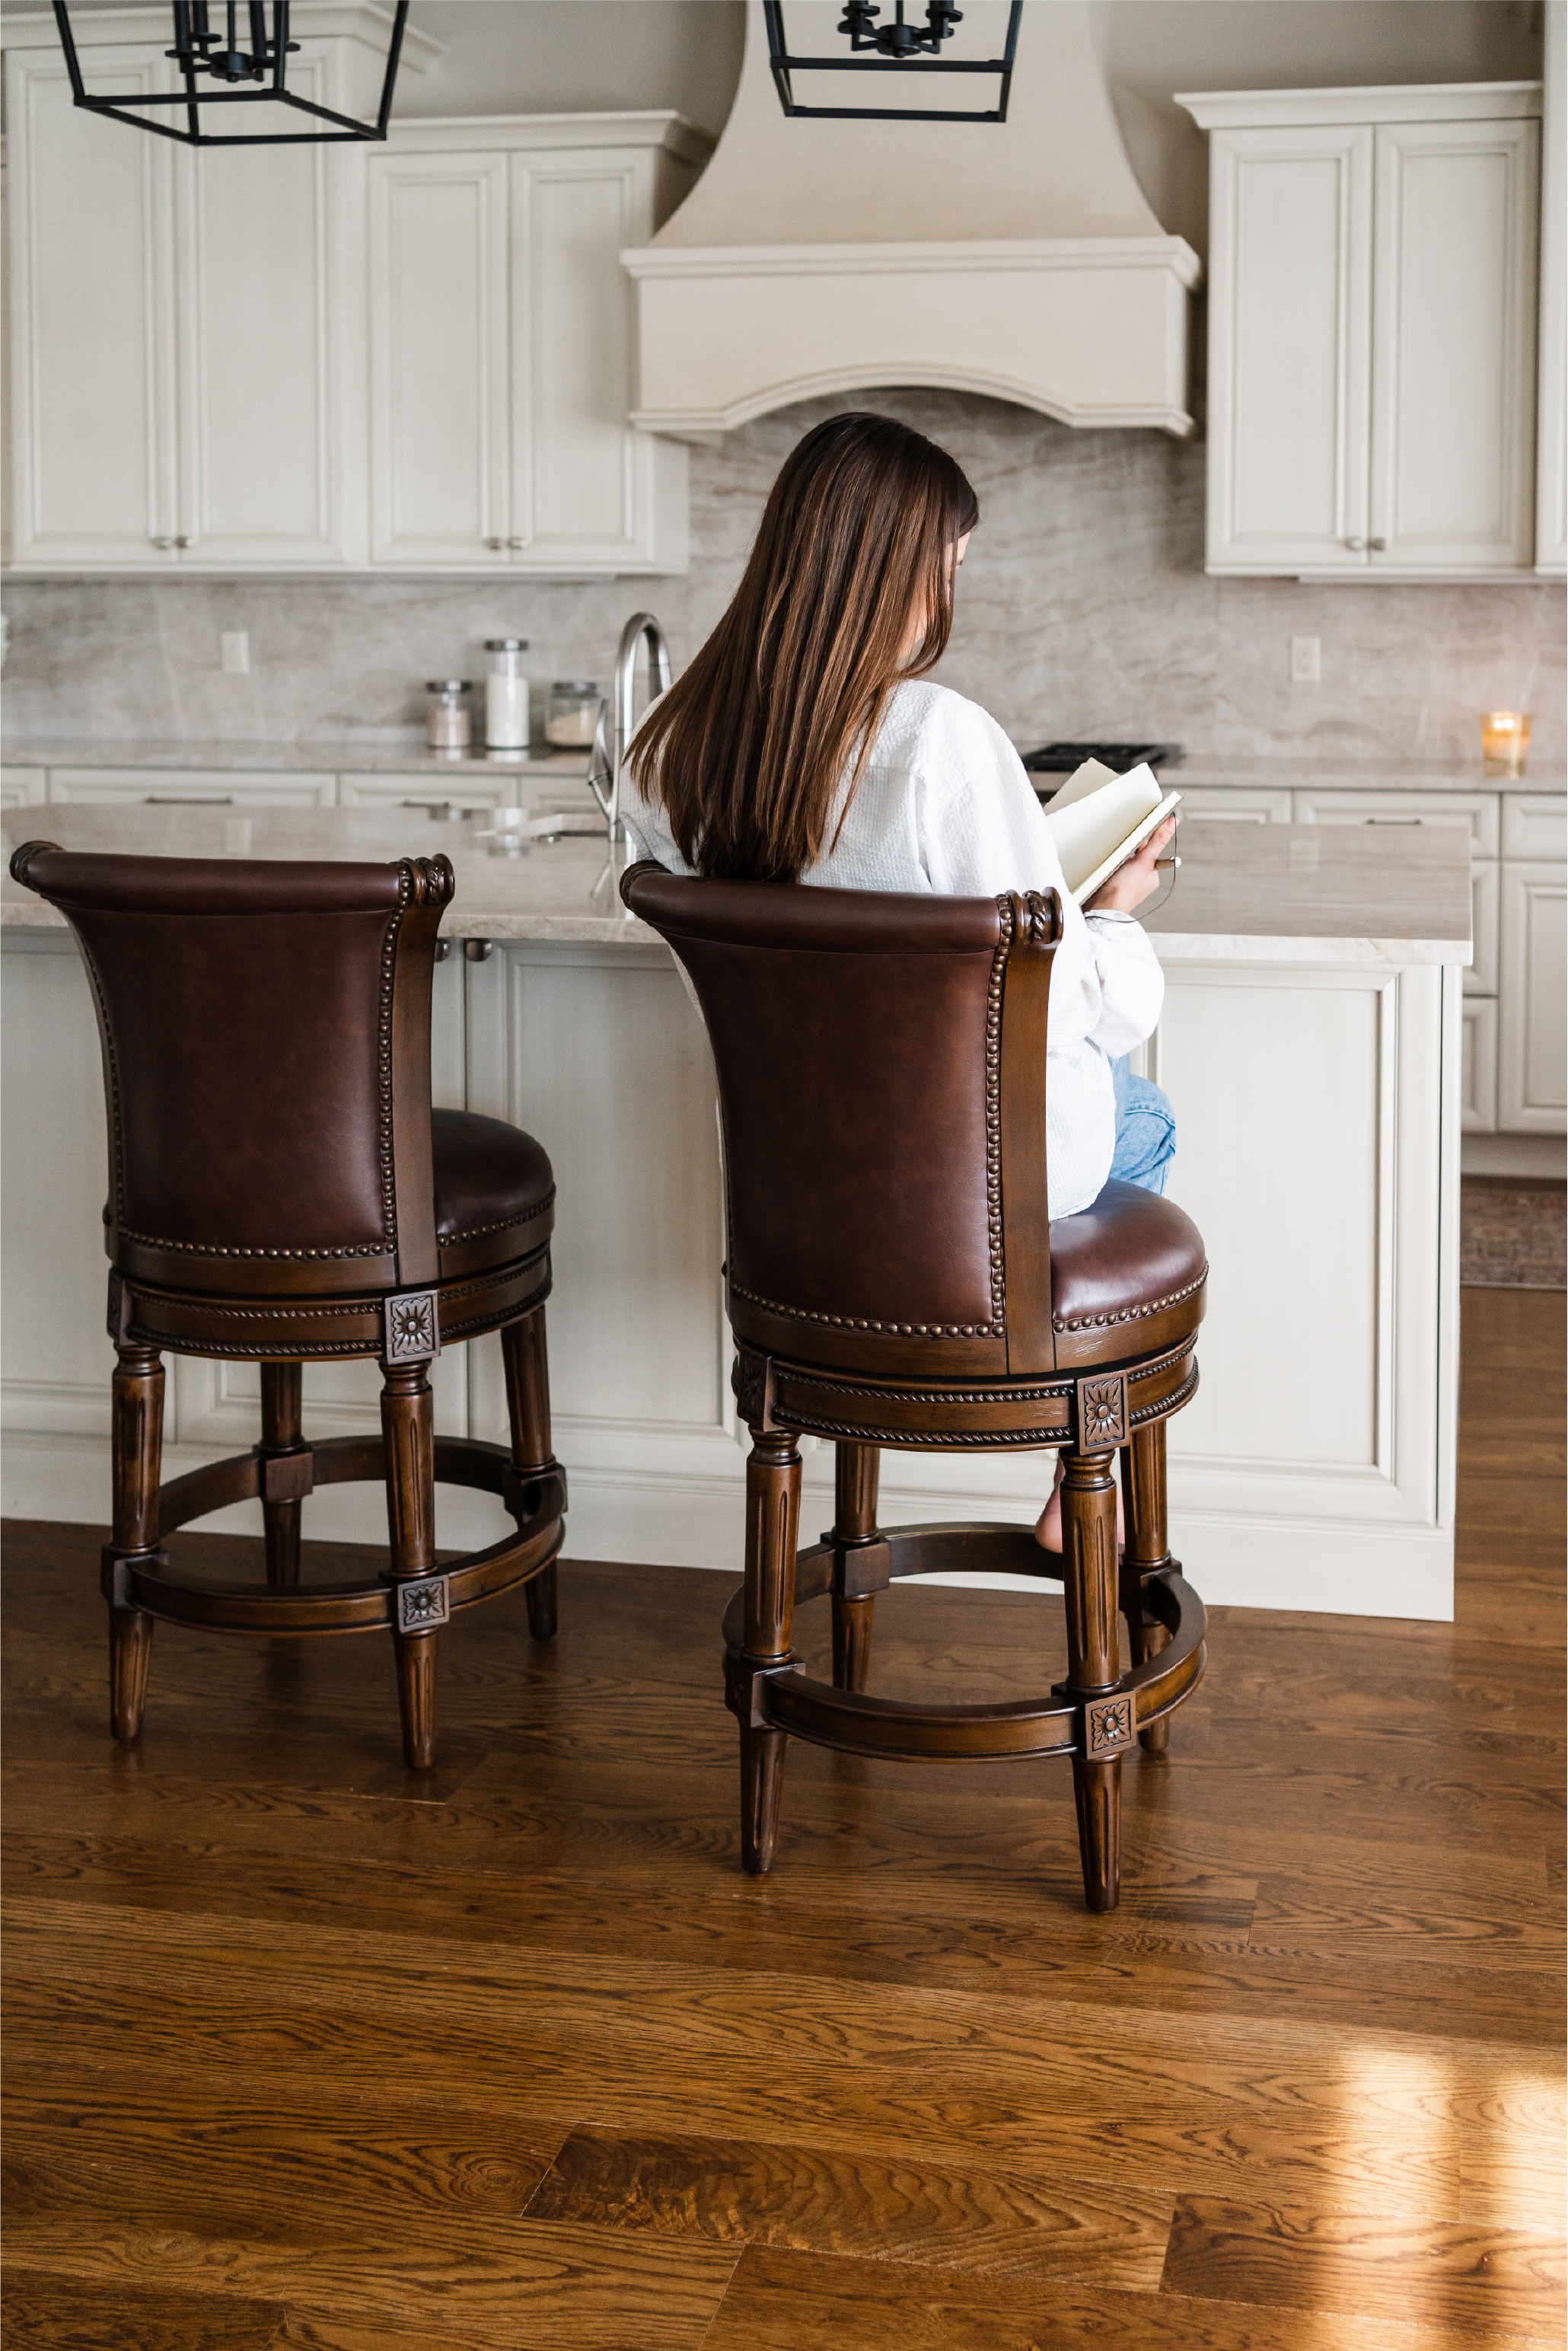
[628, 411, 979, 882]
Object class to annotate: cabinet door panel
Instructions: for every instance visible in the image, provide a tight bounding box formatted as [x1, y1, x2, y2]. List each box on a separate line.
[515, 159, 639, 566]
[177, 50, 348, 564]
[1499, 863, 1567, 1131]
[6, 50, 177, 566]
[1206, 125, 1372, 571]
[1461, 995, 1499, 1134]
[369, 152, 511, 564]
[1370, 120, 1539, 571]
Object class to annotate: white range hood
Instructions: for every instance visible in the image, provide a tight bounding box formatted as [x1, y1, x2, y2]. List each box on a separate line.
[623, 0, 1200, 442]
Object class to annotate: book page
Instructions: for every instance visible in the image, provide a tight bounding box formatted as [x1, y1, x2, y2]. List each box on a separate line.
[1043, 762, 1164, 896]
[1069, 790, 1181, 906]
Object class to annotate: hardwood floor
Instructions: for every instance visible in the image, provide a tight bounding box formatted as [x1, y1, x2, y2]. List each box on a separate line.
[3, 1287, 1563, 2349]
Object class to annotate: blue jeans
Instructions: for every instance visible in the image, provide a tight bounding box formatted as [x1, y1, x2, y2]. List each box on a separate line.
[1109, 1054, 1175, 1195]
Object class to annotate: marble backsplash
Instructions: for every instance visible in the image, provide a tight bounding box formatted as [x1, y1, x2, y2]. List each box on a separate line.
[3, 388, 1563, 773]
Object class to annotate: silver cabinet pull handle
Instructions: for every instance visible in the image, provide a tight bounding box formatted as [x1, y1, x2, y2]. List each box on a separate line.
[506, 537, 527, 550]
[175, 535, 195, 549]
[483, 536, 506, 550]
[1369, 535, 1388, 550]
[464, 938, 493, 962]
[151, 536, 177, 550]
[1343, 535, 1366, 550]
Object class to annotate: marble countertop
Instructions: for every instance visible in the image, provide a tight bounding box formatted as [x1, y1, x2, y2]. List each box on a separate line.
[4, 738, 1560, 796]
[0, 805, 1474, 962]
[0, 736, 594, 780]
[1167, 757, 1563, 796]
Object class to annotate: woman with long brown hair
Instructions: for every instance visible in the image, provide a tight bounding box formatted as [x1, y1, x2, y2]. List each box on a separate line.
[624, 410, 1175, 1545]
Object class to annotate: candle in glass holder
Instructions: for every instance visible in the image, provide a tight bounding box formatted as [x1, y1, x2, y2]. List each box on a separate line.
[1480, 710, 1531, 777]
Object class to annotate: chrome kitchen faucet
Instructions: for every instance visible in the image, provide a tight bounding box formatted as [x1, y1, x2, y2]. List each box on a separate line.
[588, 612, 672, 843]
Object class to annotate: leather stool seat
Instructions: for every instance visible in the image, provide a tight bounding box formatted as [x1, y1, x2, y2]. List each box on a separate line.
[1048, 1179, 1208, 1365]
[432, 1110, 556, 1279]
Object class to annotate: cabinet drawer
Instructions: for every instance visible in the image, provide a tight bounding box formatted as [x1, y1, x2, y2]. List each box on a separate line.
[1461, 995, 1499, 1134]
[47, 769, 336, 808]
[1173, 787, 1292, 823]
[1501, 794, 1567, 861]
[1292, 789, 1499, 857]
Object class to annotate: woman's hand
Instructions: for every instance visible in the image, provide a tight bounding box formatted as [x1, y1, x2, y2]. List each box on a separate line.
[1086, 816, 1178, 916]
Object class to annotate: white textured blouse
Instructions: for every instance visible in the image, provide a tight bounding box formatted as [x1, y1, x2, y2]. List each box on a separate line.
[623, 679, 1165, 1218]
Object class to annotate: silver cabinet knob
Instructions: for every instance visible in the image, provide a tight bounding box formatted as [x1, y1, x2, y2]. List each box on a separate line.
[483, 536, 506, 550]
[464, 938, 493, 962]
[1369, 535, 1388, 551]
[1343, 535, 1366, 551]
[175, 535, 195, 549]
[151, 535, 177, 550]
[506, 537, 527, 550]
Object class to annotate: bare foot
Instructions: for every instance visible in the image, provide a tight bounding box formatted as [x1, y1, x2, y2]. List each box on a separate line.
[1034, 1453, 1066, 1552]
[1034, 1453, 1126, 1553]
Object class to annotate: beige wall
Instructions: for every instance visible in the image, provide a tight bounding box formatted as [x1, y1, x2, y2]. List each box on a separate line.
[397, 1, 1542, 254]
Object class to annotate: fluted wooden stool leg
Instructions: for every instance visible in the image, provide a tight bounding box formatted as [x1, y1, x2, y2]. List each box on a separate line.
[830, 1440, 882, 1693]
[738, 1426, 801, 1874]
[259, 1361, 304, 1589]
[502, 1304, 558, 1641]
[107, 1345, 163, 1743]
[1062, 1443, 1122, 1912]
[382, 1363, 438, 1770]
[1120, 1422, 1174, 1755]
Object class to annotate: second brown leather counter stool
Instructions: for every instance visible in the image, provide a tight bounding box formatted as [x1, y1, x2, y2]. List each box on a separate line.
[623, 863, 1208, 1913]
[10, 841, 566, 1771]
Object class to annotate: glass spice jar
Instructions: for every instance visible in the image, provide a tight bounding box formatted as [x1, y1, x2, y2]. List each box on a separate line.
[546, 680, 600, 748]
[483, 640, 531, 752]
[425, 680, 472, 754]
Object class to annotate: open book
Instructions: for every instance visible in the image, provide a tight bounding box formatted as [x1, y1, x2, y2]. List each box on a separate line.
[1041, 758, 1181, 906]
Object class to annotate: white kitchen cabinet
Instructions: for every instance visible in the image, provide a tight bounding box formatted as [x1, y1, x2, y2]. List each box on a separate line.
[368, 120, 703, 574]
[3, 37, 364, 571]
[1174, 786, 1292, 823]
[1499, 860, 1568, 1133]
[1461, 994, 1499, 1133]
[1181, 85, 1541, 579]
[46, 769, 336, 808]
[1, 770, 46, 810]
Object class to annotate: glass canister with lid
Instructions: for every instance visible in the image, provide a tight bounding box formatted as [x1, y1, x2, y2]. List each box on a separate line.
[425, 679, 472, 754]
[546, 680, 601, 748]
[484, 639, 531, 753]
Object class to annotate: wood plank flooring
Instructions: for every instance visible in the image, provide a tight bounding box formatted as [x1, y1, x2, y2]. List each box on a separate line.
[4, 1287, 1563, 2348]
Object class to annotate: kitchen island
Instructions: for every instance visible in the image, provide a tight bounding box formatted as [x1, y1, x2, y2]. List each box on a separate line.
[2, 807, 1471, 1619]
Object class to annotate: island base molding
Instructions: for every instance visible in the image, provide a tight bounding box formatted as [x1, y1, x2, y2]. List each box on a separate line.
[2, 1429, 1455, 1624]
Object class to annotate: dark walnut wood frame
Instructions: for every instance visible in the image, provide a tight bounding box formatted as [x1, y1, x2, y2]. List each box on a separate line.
[623, 866, 1208, 1913]
[12, 841, 566, 1772]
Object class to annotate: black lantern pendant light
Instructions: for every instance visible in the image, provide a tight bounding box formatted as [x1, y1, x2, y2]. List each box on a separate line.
[52, 0, 410, 145]
[764, 0, 1021, 123]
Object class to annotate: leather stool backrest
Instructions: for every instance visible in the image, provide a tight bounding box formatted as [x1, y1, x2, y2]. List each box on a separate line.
[9, 843, 453, 1300]
[621, 863, 1063, 1380]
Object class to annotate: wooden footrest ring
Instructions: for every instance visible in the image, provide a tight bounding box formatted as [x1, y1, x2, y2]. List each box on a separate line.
[107, 1440, 566, 1637]
[722, 1520, 1206, 1766]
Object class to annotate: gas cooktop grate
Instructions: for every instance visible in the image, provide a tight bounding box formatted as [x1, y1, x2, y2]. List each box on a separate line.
[1020, 741, 1176, 774]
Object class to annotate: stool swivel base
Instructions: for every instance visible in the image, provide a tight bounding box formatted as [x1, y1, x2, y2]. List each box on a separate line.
[104, 1304, 565, 1772]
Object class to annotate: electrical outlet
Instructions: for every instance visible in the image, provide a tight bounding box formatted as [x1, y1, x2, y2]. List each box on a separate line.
[1290, 635, 1321, 684]
[220, 630, 250, 675]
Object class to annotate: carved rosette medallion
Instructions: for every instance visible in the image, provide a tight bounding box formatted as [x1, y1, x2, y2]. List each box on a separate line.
[396, 1574, 450, 1633]
[384, 1290, 439, 1365]
[1084, 1693, 1134, 1757]
[1076, 1370, 1128, 1447]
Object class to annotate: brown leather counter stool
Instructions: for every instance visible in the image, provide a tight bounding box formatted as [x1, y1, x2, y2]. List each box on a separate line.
[623, 865, 1207, 1912]
[11, 842, 566, 1771]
